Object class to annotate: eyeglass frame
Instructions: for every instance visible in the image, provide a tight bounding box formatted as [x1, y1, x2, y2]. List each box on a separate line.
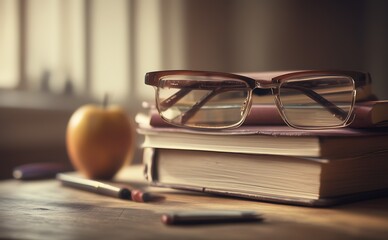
[145, 70, 370, 130]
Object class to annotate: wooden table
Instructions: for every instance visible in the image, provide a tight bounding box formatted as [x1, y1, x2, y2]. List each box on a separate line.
[1, 165, 388, 240]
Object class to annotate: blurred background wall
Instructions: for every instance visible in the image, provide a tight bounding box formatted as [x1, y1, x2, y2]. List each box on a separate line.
[1, 0, 387, 104]
[0, 0, 387, 177]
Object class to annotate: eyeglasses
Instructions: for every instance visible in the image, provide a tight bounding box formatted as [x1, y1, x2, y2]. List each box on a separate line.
[145, 70, 369, 130]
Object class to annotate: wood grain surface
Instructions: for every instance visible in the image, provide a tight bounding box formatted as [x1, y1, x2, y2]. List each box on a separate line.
[0, 165, 387, 240]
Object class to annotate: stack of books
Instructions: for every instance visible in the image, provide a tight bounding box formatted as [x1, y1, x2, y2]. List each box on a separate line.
[136, 91, 388, 207]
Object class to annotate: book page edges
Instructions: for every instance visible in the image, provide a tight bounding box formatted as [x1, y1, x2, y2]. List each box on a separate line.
[150, 181, 388, 207]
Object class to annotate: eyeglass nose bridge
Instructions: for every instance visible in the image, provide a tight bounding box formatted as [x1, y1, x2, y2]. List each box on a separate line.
[251, 81, 279, 98]
[254, 80, 279, 89]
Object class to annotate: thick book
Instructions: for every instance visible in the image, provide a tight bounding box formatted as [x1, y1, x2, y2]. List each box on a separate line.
[143, 148, 388, 207]
[136, 123, 388, 158]
[147, 100, 388, 128]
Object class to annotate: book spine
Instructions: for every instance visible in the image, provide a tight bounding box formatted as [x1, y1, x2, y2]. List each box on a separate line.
[143, 148, 156, 183]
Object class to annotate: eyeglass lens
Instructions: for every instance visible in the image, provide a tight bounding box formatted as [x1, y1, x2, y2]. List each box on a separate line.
[278, 76, 355, 128]
[156, 75, 251, 128]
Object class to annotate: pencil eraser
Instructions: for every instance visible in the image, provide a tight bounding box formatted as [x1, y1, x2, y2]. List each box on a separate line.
[131, 189, 152, 202]
[161, 214, 174, 225]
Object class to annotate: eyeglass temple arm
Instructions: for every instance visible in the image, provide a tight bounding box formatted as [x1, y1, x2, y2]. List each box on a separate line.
[281, 85, 349, 121]
[176, 89, 220, 124]
[159, 80, 246, 111]
[159, 88, 192, 111]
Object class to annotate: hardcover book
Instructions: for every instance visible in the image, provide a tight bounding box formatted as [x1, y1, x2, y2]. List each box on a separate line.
[143, 148, 388, 207]
[137, 123, 388, 158]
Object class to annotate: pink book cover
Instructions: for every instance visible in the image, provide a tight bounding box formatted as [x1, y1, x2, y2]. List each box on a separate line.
[148, 100, 388, 129]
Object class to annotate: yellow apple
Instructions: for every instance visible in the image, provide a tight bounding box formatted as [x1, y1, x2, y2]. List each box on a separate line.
[66, 104, 134, 179]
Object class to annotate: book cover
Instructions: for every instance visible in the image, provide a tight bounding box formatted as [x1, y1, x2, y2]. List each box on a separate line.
[147, 100, 388, 129]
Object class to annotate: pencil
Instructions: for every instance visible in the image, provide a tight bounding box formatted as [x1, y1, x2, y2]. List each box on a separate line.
[57, 173, 151, 202]
[161, 210, 263, 225]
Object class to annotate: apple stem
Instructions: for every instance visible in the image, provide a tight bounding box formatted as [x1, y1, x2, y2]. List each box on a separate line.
[103, 93, 109, 109]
